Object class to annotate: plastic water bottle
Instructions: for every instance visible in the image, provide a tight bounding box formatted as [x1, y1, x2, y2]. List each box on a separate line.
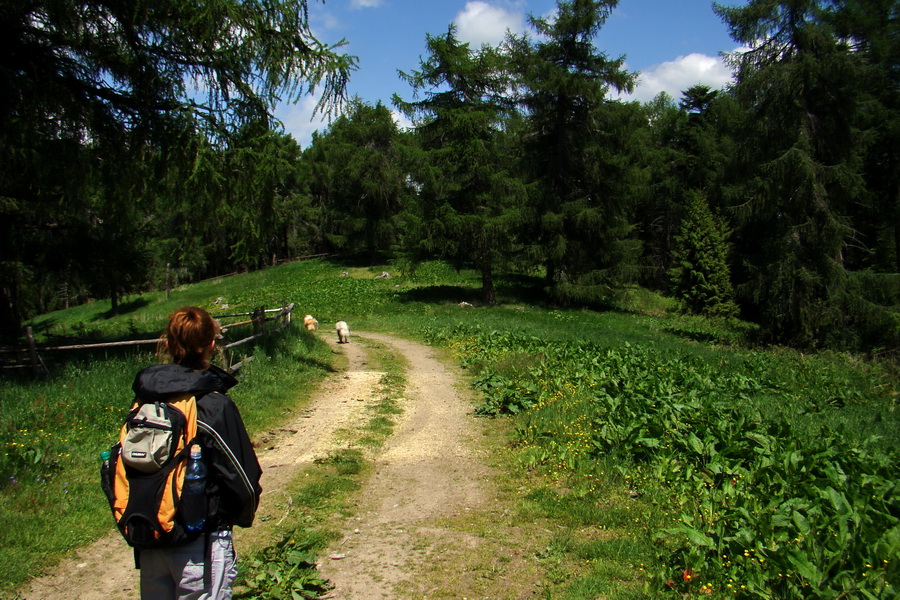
[99, 450, 112, 500]
[181, 444, 208, 532]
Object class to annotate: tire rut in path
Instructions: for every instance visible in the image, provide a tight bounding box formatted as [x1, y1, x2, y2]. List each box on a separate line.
[19, 332, 489, 600]
[317, 333, 490, 600]
[19, 335, 381, 600]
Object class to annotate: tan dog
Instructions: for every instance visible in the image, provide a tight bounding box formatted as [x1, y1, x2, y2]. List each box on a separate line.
[303, 314, 319, 332]
[335, 321, 350, 343]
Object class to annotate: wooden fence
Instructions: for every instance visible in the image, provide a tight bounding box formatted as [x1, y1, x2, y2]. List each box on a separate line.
[0, 302, 295, 376]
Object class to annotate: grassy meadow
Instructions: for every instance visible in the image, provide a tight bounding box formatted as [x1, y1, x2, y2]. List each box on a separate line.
[2, 257, 897, 599]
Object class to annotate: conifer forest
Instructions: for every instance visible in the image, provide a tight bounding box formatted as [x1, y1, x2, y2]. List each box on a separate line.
[2, 0, 898, 352]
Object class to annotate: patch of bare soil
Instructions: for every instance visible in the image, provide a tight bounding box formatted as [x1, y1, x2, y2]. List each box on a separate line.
[315, 333, 493, 599]
[19, 336, 379, 600]
[20, 332, 540, 600]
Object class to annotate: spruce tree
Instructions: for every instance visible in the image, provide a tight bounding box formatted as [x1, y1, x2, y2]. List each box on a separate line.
[394, 27, 524, 304]
[669, 193, 738, 318]
[509, 0, 642, 306]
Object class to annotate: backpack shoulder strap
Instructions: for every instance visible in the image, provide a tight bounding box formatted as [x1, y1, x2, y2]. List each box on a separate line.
[165, 393, 199, 442]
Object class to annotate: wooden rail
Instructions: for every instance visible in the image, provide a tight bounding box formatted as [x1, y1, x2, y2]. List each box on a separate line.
[1, 302, 295, 375]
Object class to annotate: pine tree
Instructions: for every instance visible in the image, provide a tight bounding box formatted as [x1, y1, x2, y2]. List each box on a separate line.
[0, 0, 355, 336]
[394, 27, 524, 304]
[637, 86, 734, 290]
[716, 0, 867, 347]
[301, 100, 410, 263]
[830, 0, 900, 273]
[509, 0, 642, 306]
[669, 193, 738, 318]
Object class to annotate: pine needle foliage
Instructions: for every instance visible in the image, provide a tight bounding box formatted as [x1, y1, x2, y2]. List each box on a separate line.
[715, 0, 868, 346]
[394, 26, 525, 304]
[509, 0, 643, 306]
[0, 0, 357, 337]
[669, 193, 738, 319]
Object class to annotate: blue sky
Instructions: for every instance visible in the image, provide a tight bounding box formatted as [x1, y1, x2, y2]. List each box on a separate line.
[276, 0, 742, 147]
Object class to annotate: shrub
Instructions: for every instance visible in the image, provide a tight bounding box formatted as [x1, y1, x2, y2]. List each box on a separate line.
[669, 193, 738, 319]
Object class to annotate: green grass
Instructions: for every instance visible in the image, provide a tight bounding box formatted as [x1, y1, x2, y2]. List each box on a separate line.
[4, 257, 898, 599]
[418, 317, 898, 598]
[234, 335, 408, 599]
[0, 322, 333, 598]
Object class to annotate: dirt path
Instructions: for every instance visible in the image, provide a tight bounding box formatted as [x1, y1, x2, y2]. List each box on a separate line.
[19, 332, 502, 600]
[316, 333, 491, 599]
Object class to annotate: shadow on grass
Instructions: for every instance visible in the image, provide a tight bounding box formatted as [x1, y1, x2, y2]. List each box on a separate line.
[27, 316, 59, 337]
[327, 253, 393, 269]
[496, 274, 550, 306]
[398, 285, 481, 304]
[397, 274, 550, 307]
[96, 297, 151, 320]
[297, 354, 339, 374]
[662, 327, 723, 345]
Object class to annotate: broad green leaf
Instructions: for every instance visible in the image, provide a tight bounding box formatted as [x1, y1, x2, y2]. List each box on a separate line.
[635, 437, 661, 448]
[688, 432, 703, 455]
[792, 510, 811, 535]
[824, 487, 852, 517]
[787, 551, 823, 586]
[675, 524, 714, 547]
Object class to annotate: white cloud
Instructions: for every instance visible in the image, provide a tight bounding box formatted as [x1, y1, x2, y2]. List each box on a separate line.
[351, 0, 382, 8]
[454, 1, 526, 47]
[274, 95, 330, 148]
[275, 99, 414, 147]
[315, 11, 340, 32]
[619, 53, 734, 103]
[390, 109, 414, 132]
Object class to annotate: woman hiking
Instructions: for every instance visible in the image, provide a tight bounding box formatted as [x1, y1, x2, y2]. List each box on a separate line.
[128, 306, 262, 599]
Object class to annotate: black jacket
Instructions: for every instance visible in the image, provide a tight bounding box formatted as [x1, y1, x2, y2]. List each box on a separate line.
[132, 363, 263, 530]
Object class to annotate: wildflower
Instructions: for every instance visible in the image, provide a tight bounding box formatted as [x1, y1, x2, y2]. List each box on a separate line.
[683, 568, 695, 581]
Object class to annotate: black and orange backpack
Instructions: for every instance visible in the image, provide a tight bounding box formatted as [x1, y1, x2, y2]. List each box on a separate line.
[101, 393, 206, 548]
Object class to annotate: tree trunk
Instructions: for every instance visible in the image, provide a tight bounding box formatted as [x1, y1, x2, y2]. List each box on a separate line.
[481, 264, 496, 305]
[544, 261, 556, 290]
[0, 285, 21, 341]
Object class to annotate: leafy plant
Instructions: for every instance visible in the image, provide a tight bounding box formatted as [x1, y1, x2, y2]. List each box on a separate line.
[422, 321, 899, 598]
[237, 530, 333, 599]
[669, 192, 738, 319]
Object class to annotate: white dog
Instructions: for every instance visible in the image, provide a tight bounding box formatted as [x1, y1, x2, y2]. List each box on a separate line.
[335, 320, 350, 343]
[303, 314, 319, 332]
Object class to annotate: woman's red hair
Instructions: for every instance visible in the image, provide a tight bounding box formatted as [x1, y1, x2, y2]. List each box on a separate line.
[158, 307, 221, 366]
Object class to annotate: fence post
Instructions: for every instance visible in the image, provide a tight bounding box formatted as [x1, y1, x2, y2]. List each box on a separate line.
[251, 307, 264, 335]
[221, 339, 231, 373]
[26, 326, 40, 376]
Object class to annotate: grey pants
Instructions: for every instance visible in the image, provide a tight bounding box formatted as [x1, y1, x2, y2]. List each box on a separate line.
[139, 530, 237, 600]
